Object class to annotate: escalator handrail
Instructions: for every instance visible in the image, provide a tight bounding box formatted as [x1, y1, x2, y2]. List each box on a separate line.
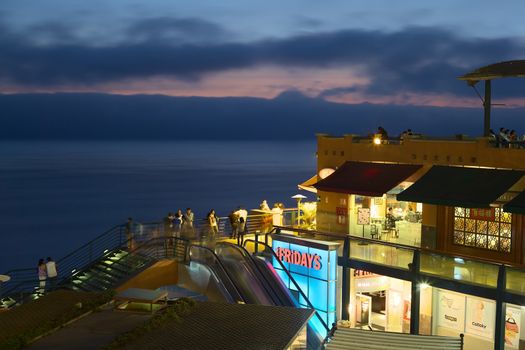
[188, 244, 246, 304]
[214, 242, 283, 304]
[243, 239, 330, 333]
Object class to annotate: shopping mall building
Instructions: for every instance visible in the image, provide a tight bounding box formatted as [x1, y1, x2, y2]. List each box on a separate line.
[296, 131, 525, 350]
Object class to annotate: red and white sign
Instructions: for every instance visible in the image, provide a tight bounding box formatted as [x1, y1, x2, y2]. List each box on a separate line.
[275, 247, 322, 270]
[470, 208, 495, 221]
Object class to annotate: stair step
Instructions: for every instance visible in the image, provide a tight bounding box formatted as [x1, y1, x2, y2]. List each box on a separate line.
[91, 265, 126, 279]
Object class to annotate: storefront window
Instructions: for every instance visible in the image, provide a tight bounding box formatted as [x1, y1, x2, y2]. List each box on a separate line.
[351, 186, 422, 246]
[453, 207, 512, 253]
[350, 269, 411, 333]
[504, 303, 525, 350]
[420, 287, 496, 350]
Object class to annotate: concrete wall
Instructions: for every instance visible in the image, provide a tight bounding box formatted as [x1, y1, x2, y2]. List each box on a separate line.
[116, 259, 178, 292]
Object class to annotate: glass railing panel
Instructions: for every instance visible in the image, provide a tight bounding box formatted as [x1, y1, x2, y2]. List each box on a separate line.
[297, 211, 423, 248]
[349, 240, 413, 270]
[506, 267, 525, 295]
[420, 252, 498, 288]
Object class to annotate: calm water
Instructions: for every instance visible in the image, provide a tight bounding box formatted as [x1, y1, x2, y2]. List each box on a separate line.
[0, 140, 316, 272]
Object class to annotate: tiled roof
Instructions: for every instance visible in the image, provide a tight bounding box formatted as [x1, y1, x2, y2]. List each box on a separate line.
[126, 302, 314, 350]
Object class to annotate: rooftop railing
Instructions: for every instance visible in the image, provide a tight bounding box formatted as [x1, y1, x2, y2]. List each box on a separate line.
[0, 213, 274, 305]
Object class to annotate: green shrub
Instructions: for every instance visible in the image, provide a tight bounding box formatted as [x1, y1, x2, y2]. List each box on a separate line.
[102, 298, 196, 350]
[0, 290, 115, 350]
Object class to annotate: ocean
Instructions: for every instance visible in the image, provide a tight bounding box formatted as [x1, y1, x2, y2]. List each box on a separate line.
[0, 140, 316, 272]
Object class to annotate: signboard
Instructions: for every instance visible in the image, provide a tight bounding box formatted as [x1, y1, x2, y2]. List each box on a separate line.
[272, 236, 339, 337]
[470, 208, 495, 221]
[275, 247, 322, 270]
[336, 207, 347, 216]
[357, 208, 371, 225]
[436, 290, 465, 332]
[465, 297, 495, 340]
[354, 270, 377, 278]
[505, 306, 522, 348]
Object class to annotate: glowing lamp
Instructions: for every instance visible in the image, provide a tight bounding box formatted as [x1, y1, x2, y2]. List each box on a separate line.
[373, 137, 381, 145]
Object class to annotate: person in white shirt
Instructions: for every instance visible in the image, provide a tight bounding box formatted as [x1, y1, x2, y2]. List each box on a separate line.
[46, 257, 58, 291]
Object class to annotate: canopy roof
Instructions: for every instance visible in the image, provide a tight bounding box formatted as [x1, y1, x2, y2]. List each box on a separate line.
[397, 166, 525, 208]
[458, 60, 525, 83]
[314, 161, 422, 197]
[503, 190, 525, 214]
[298, 175, 318, 193]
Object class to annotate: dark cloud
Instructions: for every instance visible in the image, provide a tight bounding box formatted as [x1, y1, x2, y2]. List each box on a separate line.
[1, 21, 525, 98]
[27, 22, 78, 44]
[127, 17, 228, 43]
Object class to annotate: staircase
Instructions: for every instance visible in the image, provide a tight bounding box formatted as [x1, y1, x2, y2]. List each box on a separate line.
[63, 250, 156, 293]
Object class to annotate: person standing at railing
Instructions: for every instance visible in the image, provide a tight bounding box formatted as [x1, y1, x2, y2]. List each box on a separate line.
[164, 212, 176, 248]
[46, 257, 58, 291]
[228, 210, 240, 240]
[238, 216, 246, 245]
[125, 217, 135, 250]
[207, 209, 219, 239]
[37, 259, 46, 294]
[174, 209, 183, 238]
[182, 208, 195, 238]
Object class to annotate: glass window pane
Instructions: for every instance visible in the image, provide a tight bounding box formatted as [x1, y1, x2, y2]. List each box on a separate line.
[453, 231, 464, 245]
[465, 219, 476, 232]
[454, 217, 465, 231]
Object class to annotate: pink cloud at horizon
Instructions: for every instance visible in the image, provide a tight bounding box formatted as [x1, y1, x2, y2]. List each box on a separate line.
[2, 65, 525, 108]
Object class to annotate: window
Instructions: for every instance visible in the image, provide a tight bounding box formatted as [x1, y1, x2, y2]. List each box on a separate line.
[453, 207, 512, 253]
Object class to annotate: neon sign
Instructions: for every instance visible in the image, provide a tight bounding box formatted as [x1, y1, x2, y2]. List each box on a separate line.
[275, 247, 322, 270]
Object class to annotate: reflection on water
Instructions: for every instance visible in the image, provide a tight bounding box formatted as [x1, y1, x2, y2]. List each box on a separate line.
[0, 140, 316, 271]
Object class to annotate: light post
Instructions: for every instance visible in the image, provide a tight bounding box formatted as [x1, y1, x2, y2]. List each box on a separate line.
[291, 194, 307, 227]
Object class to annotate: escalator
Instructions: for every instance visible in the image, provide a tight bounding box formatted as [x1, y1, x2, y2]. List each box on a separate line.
[184, 241, 327, 349]
[186, 245, 245, 304]
[214, 242, 328, 350]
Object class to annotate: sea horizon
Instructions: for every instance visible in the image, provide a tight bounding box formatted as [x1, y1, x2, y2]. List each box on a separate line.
[0, 139, 317, 272]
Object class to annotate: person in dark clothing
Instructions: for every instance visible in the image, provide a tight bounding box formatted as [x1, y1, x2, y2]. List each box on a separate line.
[125, 217, 135, 250]
[228, 210, 240, 239]
[377, 126, 388, 139]
[163, 212, 175, 248]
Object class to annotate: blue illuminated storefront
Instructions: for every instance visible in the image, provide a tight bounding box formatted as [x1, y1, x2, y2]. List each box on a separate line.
[271, 235, 339, 336]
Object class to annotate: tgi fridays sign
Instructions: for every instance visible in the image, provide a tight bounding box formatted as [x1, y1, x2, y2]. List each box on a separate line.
[275, 247, 322, 270]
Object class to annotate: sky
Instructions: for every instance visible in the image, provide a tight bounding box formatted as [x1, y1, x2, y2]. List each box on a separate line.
[1, 0, 525, 108]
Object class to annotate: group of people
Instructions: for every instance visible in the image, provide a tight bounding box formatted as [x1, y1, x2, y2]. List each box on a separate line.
[490, 128, 525, 148]
[163, 208, 195, 242]
[228, 207, 248, 243]
[161, 206, 250, 243]
[37, 257, 57, 294]
[374, 127, 418, 141]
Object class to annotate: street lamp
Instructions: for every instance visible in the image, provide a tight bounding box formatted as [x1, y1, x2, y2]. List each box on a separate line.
[291, 194, 307, 227]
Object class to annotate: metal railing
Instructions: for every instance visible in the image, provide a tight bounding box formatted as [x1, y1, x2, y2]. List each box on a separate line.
[1, 213, 276, 303]
[244, 238, 330, 335]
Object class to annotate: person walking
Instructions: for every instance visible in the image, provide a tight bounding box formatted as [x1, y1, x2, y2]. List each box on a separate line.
[37, 259, 47, 294]
[46, 257, 58, 291]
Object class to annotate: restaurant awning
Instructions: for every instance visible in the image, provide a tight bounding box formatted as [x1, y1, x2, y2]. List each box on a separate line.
[298, 175, 318, 193]
[503, 191, 525, 214]
[313, 161, 422, 197]
[397, 166, 525, 208]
